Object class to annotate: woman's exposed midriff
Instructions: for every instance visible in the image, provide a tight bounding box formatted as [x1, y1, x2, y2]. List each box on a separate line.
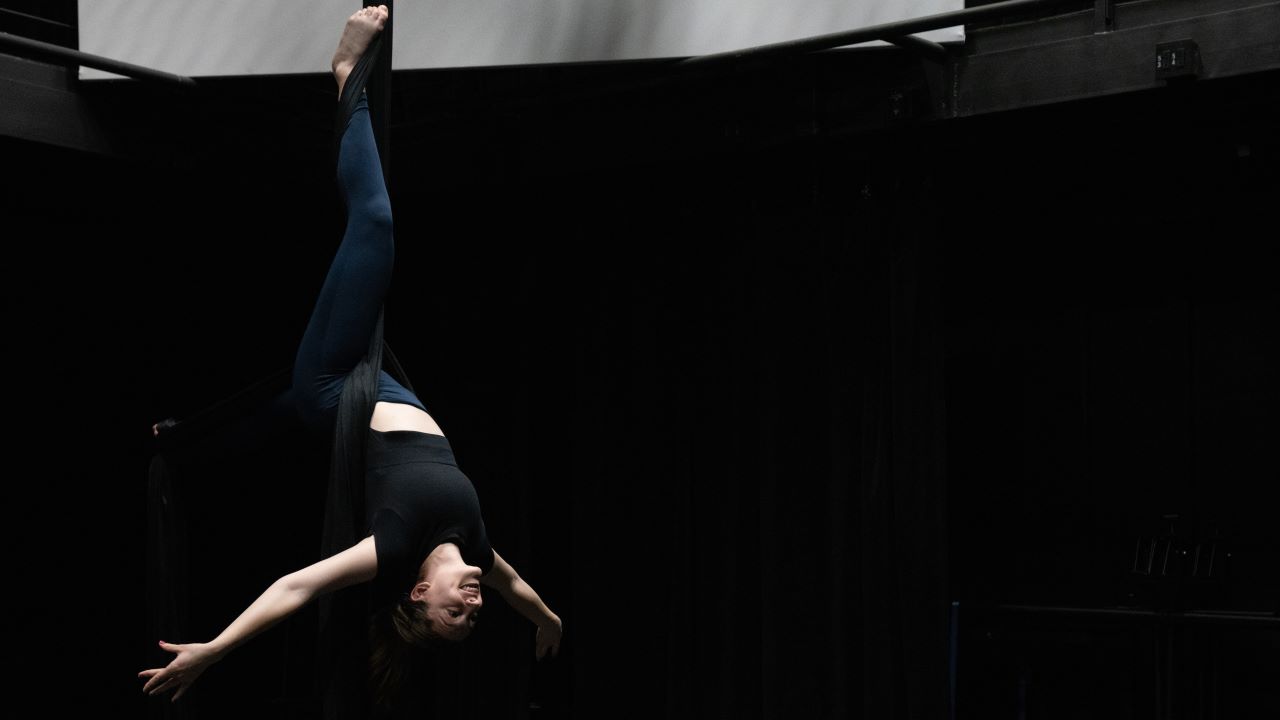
[370, 401, 445, 436]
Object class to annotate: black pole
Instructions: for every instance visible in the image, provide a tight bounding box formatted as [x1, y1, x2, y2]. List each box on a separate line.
[678, 0, 1081, 67]
[0, 31, 196, 86]
[364, 1, 393, 186]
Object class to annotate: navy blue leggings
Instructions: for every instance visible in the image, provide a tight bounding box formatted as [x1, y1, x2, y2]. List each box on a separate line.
[292, 94, 394, 433]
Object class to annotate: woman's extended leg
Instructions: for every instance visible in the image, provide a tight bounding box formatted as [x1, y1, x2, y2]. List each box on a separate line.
[292, 91, 393, 431]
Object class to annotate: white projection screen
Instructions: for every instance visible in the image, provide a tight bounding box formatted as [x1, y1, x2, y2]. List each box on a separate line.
[78, 0, 964, 80]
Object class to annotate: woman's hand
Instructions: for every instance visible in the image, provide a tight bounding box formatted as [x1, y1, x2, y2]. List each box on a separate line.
[482, 551, 561, 660]
[138, 640, 221, 701]
[535, 615, 562, 660]
[137, 542, 375, 702]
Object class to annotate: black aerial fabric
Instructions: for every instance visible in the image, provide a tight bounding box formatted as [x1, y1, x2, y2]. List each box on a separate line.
[314, 31, 423, 720]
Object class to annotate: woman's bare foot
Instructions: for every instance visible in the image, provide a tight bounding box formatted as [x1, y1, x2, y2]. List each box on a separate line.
[332, 5, 389, 98]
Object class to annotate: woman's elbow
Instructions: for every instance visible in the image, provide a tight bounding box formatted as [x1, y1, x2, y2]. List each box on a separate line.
[275, 573, 319, 605]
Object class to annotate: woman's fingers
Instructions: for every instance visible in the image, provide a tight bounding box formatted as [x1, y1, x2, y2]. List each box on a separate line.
[142, 668, 183, 695]
[139, 669, 192, 702]
[140, 670, 164, 693]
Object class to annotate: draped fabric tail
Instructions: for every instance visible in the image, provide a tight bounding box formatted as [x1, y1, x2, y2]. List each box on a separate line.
[146, 454, 189, 719]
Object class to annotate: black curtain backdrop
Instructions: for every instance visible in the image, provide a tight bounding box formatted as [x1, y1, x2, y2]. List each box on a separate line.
[393, 143, 949, 719]
[6, 54, 1277, 720]
[125, 127, 950, 719]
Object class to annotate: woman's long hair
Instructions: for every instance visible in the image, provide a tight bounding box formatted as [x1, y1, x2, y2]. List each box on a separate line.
[367, 595, 449, 710]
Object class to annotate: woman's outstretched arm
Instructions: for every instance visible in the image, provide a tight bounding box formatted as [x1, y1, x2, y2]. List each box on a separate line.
[481, 550, 562, 659]
[139, 536, 378, 701]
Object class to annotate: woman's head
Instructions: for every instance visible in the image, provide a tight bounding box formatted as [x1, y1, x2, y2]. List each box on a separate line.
[368, 545, 485, 705]
[368, 576, 482, 706]
[407, 560, 484, 641]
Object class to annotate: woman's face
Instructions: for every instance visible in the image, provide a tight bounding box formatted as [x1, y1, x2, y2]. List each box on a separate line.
[411, 561, 484, 638]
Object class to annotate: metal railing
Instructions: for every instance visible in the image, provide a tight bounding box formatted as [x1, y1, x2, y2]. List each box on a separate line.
[679, 0, 1086, 67]
[0, 30, 196, 87]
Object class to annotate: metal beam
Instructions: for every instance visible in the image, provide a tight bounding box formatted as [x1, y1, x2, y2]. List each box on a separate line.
[670, 0, 1279, 120]
[0, 53, 115, 154]
[956, 0, 1280, 117]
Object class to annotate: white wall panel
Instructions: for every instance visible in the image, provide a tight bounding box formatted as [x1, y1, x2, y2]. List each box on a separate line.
[79, 0, 964, 80]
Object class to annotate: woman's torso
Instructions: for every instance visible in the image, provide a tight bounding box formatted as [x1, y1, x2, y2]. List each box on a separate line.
[364, 421, 495, 604]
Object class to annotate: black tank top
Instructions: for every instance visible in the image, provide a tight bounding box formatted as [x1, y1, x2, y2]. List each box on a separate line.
[364, 429, 494, 608]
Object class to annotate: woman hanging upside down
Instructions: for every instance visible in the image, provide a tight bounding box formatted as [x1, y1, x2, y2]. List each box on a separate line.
[138, 4, 561, 705]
